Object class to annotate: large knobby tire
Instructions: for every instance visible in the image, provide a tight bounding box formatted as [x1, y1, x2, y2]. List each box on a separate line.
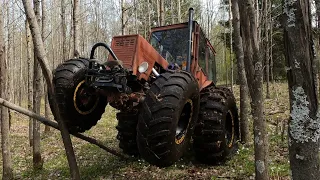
[193, 86, 239, 164]
[116, 110, 139, 156]
[51, 58, 107, 133]
[137, 70, 200, 167]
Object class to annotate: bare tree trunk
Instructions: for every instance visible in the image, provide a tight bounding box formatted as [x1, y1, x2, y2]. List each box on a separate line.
[224, 16, 228, 86]
[315, 0, 320, 96]
[283, 1, 320, 179]
[171, 1, 174, 24]
[177, 0, 181, 23]
[231, 0, 250, 144]
[134, 0, 138, 34]
[11, 4, 16, 106]
[32, 0, 43, 170]
[157, 0, 160, 26]
[73, 0, 79, 58]
[229, 0, 234, 91]
[160, 0, 164, 26]
[0, 5, 13, 179]
[22, 0, 80, 178]
[6, 2, 12, 129]
[42, 0, 50, 133]
[240, 1, 269, 179]
[265, 0, 270, 99]
[270, 14, 274, 83]
[26, 20, 33, 146]
[121, 0, 125, 35]
[61, 0, 68, 60]
[19, 23, 23, 107]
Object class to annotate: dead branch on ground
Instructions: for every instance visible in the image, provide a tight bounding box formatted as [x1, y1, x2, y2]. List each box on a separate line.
[0, 97, 129, 160]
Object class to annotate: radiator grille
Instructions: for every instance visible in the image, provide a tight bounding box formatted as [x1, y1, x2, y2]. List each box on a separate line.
[112, 37, 137, 69]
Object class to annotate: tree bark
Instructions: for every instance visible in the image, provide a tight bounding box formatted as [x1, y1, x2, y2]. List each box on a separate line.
[283, 1, 320, 179]
[159, 0, 164, 26]
[19, 20, 23, 108]
[121, 0, 125, 35]
[26, 19, 34, 147]
[61, 0, 68, 60]
[157, 0, 160, 26]
[265, 0, 270, 99]
[32, 0, 43, 170]
[229, 0, 234, 92]
[0, 5, 14, 179]
[315, 0, 320, 97]
[240, 1, 269, 179]
[270, 13, 274, 83]
[171, 1, 174, 24]
[177, 0, 181, 23]
[231, 0, 250, 144]
[42, 0, 50, 133]
[22, 0, 80, 179]
[6, 2, 12, 129]
[73, 0, 80, 58]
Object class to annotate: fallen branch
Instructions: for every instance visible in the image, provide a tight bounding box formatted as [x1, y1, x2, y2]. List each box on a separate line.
[0, 97, 129, 160]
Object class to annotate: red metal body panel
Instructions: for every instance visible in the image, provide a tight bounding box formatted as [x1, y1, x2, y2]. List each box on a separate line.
[108, 34, 169, 81]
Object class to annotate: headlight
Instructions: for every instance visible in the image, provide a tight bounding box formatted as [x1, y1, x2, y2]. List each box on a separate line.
[138, 62, 149, 73]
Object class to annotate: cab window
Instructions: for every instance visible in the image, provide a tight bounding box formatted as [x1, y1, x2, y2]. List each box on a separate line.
[207, 46, 216, 82]
[198, 33, 206, 73]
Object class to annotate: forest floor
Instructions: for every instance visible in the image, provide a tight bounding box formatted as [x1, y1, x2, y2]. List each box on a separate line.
[0, 83, 291, 180]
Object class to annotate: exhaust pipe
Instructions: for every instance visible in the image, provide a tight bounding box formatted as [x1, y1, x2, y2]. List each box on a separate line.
[186, 8, 194, 72]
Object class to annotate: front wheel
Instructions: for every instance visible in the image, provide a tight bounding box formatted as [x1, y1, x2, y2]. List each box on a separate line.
[137, 70, 200, 167]
[50, 58, 107, 133]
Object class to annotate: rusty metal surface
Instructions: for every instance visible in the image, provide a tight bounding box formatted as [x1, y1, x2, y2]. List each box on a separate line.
[107, 91, 144, 111]
[109, 34, 169, 81]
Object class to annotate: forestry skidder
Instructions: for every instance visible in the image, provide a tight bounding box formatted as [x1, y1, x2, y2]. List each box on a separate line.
[50, 8, 240, 167]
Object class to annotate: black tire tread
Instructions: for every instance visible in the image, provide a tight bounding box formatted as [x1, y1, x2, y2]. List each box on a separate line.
[193, 86, 239, 164]
[51, 58, 107, 133]
[116, 110, 139, 156]
[137, 70, 199, 167]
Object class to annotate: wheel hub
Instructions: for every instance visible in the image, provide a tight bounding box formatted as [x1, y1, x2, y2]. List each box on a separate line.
[226, 110, 235, 148]
[73, 80, 100, 115]
[175, 99, 193, 145]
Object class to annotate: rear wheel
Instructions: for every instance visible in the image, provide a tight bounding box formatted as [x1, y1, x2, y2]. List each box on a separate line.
[193, 86, 239, 164]
[51, 58, 107, 133]
[116, 110, 139, 156]
[137, 70, 200, 167]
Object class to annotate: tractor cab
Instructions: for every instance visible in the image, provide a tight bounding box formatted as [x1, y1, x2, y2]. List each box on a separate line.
[149, 21, 217, 83]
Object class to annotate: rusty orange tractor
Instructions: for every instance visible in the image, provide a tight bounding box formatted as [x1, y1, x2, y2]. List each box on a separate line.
[50, 8, 240, 167]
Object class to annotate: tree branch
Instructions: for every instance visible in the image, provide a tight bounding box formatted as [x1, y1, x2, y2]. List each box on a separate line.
[0, 97, 129, 160]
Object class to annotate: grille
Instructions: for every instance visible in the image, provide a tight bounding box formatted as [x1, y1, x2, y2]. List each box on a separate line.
[112, 36, 137, 68]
